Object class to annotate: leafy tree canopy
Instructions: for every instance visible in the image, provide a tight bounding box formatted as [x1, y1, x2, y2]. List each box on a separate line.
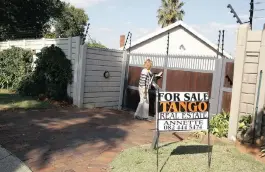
[87, 39, 107, 49]
[45, 3, 89, 38]
[157, 0, 185, 28]
[0, 0, 64, 41]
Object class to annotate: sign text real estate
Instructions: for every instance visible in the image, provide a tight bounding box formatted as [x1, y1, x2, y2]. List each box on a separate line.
[157, 92, 209, 131]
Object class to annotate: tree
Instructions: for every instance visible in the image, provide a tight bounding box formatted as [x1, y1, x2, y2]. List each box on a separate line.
[0, 0, 64, 41]
[157, 0, 185, 28]
[46, 3, 88, 38]
[44, 32, 56, 39]
[87, 40, 107, 49]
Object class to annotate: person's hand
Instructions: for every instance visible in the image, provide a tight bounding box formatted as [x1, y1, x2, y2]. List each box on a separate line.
[156, 72, 163, 77]
[155, 72, 163, 78]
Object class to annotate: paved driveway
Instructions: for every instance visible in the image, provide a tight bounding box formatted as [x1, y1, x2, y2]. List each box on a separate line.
[0, 108, 183, 172]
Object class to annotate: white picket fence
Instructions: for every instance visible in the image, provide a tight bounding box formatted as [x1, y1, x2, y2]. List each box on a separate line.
[129, 53, 216, 71]
[0, 37, 81, 98]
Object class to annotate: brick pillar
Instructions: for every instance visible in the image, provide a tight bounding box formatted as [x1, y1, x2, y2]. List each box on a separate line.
[228, 23, 265, 141]
[120, 35, 125, 48]
[228, 24, 249, 141]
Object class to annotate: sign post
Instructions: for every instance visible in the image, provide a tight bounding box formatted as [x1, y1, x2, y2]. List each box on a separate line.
[152, 92, 211, 170]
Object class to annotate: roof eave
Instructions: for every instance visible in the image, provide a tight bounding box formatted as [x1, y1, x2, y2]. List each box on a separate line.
[122, 21, 233, 59]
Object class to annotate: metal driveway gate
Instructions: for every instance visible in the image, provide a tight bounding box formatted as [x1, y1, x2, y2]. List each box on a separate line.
[121, 53, 234, 116]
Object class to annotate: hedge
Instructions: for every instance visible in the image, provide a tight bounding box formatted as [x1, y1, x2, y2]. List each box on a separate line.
[0, 46, 33, 90]
[18, 44, 73, 101]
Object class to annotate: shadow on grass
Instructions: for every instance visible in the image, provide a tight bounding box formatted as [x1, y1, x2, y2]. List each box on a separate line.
[159, 145, 213, 172]
[0, 91, 51, 110]
[158, 142, 177, 149]
[171, 145, 213, 155]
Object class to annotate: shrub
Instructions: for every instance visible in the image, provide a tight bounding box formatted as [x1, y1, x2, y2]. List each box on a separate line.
[0, 46, 33, 90]
[238, 115, 252, 134]
[18, 45, 72, 101]
[209, 110, 230, 138]
[236, 114, 253, 143]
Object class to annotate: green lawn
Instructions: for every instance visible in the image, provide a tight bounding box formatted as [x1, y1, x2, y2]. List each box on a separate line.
[110, 140, 265, 172]
[0, 89, 51, 110]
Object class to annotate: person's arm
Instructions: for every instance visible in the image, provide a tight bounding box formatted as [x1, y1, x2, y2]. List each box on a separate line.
[144, 87, 148, 99]
[154, 71, 163, 77]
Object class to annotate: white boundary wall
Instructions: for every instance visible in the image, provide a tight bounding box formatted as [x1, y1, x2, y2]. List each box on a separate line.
[0, 37, 81, 99]
[0, 38, 126, 109]
[74, 46, 125, 109]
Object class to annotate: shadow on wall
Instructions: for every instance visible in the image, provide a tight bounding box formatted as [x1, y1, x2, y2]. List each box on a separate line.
[0, 108, 135, 171]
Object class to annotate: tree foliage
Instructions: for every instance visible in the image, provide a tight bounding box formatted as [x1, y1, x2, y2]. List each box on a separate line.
[87, 39, 107, 49]
[45, 3, 89, 38]
[0, 47, 33, 90]
[157, 0, 185, 28]
[0, 0, 64, 41]
[44, 32, 56, 39]
[18, 45, 72, 100]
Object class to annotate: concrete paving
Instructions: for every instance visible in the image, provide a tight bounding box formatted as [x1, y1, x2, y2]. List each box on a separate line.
[0, 146, 32, 172]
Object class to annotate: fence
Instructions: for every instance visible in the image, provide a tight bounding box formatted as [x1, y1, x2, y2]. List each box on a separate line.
[0, 37, 235, 113]
[0, 37, 126, 109]
[74, 45, 125, 108]
[123, 53, 234, 116]
[0, 37, 81, 99]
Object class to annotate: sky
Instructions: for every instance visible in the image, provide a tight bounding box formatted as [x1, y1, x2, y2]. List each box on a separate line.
[63, 0, 265, 56]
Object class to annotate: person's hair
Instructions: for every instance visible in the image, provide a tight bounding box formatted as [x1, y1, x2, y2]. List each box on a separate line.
[144, 59, 153, 68]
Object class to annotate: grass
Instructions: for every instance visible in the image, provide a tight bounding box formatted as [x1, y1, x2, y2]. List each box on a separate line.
[110, 140, 265, 172]
[0, 89, 51, 110]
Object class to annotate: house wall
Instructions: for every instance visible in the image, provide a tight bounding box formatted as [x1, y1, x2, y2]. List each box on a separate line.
[130, 26, 218, 57]
[0, 37, 81, 99]
[228, 24, 265, 141]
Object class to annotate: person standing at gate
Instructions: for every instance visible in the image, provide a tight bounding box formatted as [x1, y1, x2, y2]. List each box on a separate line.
[134, 59, 154, 121]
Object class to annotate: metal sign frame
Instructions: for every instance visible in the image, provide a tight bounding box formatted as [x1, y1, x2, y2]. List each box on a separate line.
[151, 91, 212, 171]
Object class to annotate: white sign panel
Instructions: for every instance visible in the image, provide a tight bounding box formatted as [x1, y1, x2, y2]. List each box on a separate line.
[157, 92, 209, 132]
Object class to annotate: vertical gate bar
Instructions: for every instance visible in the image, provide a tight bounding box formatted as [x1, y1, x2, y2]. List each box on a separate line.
[119, 51, 128, 109]
[210, 58, 221, 116]
[162, 55, 169, 91]
[122, 53, 130, 108]
[217, 58, 226, 113]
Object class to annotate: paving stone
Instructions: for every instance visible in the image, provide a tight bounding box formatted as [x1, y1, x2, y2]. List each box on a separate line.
[0, 108, 181, 172]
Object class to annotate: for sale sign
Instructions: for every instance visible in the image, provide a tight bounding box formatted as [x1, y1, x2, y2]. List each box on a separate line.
[157, 92, 209, 131]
